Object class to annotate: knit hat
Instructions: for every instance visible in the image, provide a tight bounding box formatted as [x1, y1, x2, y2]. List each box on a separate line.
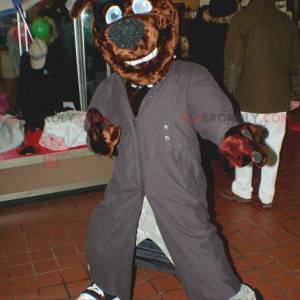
[28, 38, 48, 70]
[209, 0, 237, 17]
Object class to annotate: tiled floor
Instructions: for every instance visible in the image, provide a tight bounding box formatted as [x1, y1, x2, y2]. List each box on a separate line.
[0, 130, 300, 300]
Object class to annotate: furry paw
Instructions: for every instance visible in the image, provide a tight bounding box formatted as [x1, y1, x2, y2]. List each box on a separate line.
[220, 123, 268, 168]
[87, 108, 122, 157]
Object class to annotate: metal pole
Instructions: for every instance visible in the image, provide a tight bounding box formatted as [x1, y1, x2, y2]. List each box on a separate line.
[24, 10, 29, 52]
[73, 12, 88, 111]
[15, 4, 33, 41]
[16, 12, 23, 56]
[106, 63, 111, 77]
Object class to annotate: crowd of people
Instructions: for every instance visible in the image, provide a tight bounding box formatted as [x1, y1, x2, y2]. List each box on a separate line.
[187, 0, 299, 209]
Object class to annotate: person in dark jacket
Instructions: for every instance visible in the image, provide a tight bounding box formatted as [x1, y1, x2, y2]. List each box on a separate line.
[222, 0, 300, 208]
[188, 0, 237, 90]
[188, 0, 238, 173]
[188, 5, 212, 68]
[17, 38, 64, 130]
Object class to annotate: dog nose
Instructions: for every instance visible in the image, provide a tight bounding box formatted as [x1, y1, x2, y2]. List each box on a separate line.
[108, 18, 144, 49]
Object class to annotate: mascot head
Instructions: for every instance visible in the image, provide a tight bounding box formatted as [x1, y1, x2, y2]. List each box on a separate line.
[67, 0, 179, 86]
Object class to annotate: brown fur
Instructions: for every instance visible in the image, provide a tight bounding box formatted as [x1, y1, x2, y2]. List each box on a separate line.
[94, 0, 179, 86]
[70, 0, 91, 18]
[70, 0, 179, 86]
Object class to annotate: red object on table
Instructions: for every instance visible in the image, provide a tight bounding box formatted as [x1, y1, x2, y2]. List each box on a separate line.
[0, 129, 87, 161]
[287, 109, 300, 133]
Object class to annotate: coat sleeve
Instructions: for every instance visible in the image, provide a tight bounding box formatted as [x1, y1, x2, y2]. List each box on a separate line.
[291, 24, 300, 100]
[224, 15, 244, 97]
[186, 65, 239, 146]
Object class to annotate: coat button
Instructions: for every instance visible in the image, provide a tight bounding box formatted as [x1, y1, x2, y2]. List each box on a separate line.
[163, 124, 169, 130]
[164, 136, 170, 142]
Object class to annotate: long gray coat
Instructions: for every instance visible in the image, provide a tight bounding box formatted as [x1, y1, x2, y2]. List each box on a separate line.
[86, 61, 241, 300]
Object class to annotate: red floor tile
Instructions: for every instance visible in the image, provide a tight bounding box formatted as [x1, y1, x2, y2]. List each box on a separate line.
[228, 247, 241, 259]
[4, 241, 27, 255]
[141, 296, 161, 300]
[75, 242, 86, 254]
[133, 281, 158, 299]
[0, 269, 9, 281]
[151, 276, 181, 293]
[265, 245, 296, 261]
[48, 235, 72, 248]
[30, 249, 54, 262]
[289, 289, 300, 300]
[0, 292, 13, 300]
[66, 279, 90, 297]
[231, 240, 257, 256]
[143, 269, 170, 280]
[40, 285, 69, 299]
[286, 241, 300, 254]
[61, 267, 89, 283]
[239, 269, 267, 286]
[0, 280, 10, 291]
[269, 295, 288, 300]
[258, 262, 289, 280]
[54, 245, 77, 258]
[273, 275, 300, 291]
[8, 264, 33, 278]
[281, 256, 300, 272]
[57, 255, 83, 270]
[163, 289, 188, 300]
[135, 268, 148, 283]
[36, 271, 63, 288]
[246, 251, 274, 267]
[33, 259, 59, 274]
[233, 257, 254, 272]
[255, 281, 282, 298]
[272, 230, 299, 244]
[6, 253, 30, 267]
[13, 288, 41, 300]
[27, 238, 50, 251]
[21, 223, 44, 235]
[11, 275, 37, 292]
[0, 131, 299, 299]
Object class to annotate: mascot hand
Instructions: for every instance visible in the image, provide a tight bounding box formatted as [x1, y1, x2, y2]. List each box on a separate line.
[102, 125, 122, 156]
[89, 123, 122, 157]
[219, 123, 268, 168]
[87, 108, 122, 157]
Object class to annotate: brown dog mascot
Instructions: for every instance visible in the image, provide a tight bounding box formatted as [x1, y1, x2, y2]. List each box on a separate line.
[66, 0, 265, 299]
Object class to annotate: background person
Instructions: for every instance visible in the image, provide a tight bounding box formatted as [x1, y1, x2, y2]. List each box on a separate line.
[222, 0, 300, 208]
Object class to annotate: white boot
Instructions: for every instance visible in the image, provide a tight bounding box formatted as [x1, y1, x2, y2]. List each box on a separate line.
[77, 282, 120, 300]
[230, 284, 256, 300]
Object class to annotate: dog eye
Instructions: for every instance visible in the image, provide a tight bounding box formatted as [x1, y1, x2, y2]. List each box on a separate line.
[132, 0, 152, 14]
[105, 5, 123, 24]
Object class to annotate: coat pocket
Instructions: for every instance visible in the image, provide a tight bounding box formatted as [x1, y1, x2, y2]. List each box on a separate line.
[176, 142, 207, 198]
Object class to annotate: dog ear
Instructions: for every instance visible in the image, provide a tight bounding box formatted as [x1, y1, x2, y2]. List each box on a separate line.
[66, 0, 93, 18]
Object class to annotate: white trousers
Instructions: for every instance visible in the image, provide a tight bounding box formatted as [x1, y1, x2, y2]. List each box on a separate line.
[232, 112, 286, 204]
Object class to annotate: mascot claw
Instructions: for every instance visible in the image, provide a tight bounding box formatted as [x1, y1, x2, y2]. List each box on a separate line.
[220, 123, 268, 168]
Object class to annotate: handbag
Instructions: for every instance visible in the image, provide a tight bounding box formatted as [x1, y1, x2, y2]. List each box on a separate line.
[39, 110, 87, 150]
